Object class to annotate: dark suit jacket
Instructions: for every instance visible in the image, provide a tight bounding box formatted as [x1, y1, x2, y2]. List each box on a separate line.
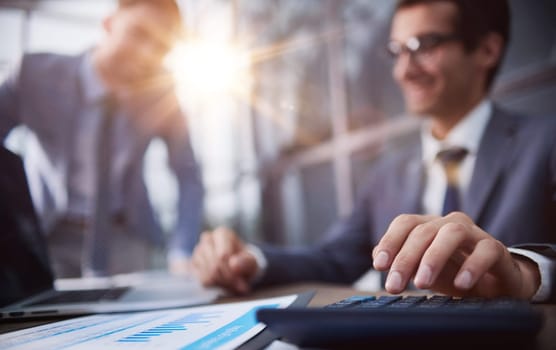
[259, 107, 556, 300]
[0, 53, 203, 256]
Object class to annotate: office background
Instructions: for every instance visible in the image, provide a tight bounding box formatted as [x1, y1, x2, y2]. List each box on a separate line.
[0, 0, 555, 259]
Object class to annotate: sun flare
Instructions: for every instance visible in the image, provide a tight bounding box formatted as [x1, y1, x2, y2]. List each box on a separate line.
[166, 40, 252, 99]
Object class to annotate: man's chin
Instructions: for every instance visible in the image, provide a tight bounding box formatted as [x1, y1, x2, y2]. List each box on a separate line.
[403, 89, 439, 115]
[405, 102, 434, 117]
[121, 73, 164, 91]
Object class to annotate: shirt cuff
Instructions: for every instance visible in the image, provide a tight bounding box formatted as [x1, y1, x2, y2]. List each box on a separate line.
[508, 247, 552, 302]
[245, 244, 267, 283]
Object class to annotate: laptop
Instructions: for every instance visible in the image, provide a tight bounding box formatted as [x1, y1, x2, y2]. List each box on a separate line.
[0, 146, 218, 319]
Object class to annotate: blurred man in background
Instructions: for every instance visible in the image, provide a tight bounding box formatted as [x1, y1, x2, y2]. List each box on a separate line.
[0, 0, 204, 277]
[190, 0, 556, 302]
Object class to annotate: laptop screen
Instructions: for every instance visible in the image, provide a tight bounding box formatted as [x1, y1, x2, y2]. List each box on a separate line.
[0, 146, 54, 307]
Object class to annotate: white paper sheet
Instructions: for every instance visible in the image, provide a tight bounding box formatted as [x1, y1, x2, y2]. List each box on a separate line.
[0, 295, 297, 350]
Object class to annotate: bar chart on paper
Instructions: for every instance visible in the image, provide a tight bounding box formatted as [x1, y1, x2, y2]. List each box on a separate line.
[116, 311, 222, 344]
[0, 295, 298, 350]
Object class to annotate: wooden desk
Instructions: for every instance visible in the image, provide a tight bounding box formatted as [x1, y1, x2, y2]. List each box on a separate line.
[1, 283, 555, 349]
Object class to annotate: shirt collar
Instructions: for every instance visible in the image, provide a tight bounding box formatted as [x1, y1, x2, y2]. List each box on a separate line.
[421, 99, 493, 165]
[80, 51, 110, 105]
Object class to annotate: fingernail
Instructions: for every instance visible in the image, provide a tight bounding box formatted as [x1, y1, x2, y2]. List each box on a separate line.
[455, 270, 473, 290]
[374, 251, 390, 269]
[415, 264, 432, 287]
[385, 271, 403, 292]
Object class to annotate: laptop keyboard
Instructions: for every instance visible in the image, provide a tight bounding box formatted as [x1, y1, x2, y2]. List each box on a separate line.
[323, 294, 530, 311]
[29, 287, 130, 306]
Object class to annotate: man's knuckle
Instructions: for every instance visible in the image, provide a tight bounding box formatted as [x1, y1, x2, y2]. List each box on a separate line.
[447, 211, 471, 223]
[484, 238, 506, 256]
[392, 214, 418, 227]
[442, 222, 467, 237]
[412, 223, 432, 239]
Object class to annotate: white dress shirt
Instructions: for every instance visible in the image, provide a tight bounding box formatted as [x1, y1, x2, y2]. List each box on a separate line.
[419, 99, 549, 301]
[421, 99, 492, 216]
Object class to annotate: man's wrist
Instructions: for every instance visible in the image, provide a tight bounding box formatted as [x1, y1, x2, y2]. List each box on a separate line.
[514, 255, 541, 299]
[245, 244, 267, 283]
[509, 247, 551, 302]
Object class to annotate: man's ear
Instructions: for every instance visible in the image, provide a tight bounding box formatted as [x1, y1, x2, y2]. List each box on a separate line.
[476, 32, 504, 71]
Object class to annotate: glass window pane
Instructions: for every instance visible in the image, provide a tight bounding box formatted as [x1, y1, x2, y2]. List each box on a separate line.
[343, 1, 404, 131]
[0, 9, 24, 81]
[28, 12, 102, 54]
[242, 0, 333, 151]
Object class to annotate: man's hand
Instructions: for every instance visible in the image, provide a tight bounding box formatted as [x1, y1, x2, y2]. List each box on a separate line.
[168, 256, 193, 276]
[191, 227, 259, 294]
[372, 212, 541, 299]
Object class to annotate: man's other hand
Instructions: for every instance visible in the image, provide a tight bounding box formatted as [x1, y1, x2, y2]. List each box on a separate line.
[191, 227, 258, 294]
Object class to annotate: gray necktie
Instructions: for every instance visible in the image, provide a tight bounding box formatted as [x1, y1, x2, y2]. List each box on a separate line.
[86, 97, 115, 276]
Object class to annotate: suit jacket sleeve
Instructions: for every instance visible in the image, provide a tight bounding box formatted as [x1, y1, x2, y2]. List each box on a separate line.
[506, 115, 556, 302]
[256, 185, 375, 287]
[0, 61, 21, 141]
[160, 103, 204, 259]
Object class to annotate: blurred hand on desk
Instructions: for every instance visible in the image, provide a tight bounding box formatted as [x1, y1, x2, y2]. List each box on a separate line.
[191, 227, 259, 295]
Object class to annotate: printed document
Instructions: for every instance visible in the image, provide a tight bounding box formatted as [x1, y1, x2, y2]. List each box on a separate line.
[0, 295, 298, 350]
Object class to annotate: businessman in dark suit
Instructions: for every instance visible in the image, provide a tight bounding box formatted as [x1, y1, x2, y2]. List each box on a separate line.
[0, 0, 204, 277]
[190, 0, 556, 301]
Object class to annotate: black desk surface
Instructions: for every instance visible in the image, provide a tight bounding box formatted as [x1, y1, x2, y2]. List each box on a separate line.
[1, 283, 555, 349]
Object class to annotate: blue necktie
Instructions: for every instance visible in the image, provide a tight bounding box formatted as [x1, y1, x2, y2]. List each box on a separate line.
[437, 147, 468, 216]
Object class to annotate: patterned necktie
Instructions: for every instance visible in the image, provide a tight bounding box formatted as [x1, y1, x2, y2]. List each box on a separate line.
[437, 147, 468, 216]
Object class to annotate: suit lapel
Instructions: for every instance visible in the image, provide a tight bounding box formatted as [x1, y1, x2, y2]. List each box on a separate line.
[398, 133, 425, 215]
[61, 55, 87, 176]
[402, 154, 424, 214]
[462, 107, 518, 222]
[374, 133, 424, 234]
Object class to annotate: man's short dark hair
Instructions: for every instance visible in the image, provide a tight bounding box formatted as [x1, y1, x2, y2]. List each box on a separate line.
[395, 0, 510, 90]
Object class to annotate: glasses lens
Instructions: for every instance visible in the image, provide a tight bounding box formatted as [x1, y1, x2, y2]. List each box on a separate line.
[419, 33, 460, 52]
[386, 41, 401, 58]
[386, 33, 459, 63]
[406, 37, 421, 52]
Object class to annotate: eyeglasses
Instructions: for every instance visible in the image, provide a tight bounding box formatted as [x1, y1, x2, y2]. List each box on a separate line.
[386, 33, 461, 63]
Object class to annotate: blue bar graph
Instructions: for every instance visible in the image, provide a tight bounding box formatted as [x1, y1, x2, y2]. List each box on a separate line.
[181, 304, 279, 350]
[117, 312, 222, 343]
